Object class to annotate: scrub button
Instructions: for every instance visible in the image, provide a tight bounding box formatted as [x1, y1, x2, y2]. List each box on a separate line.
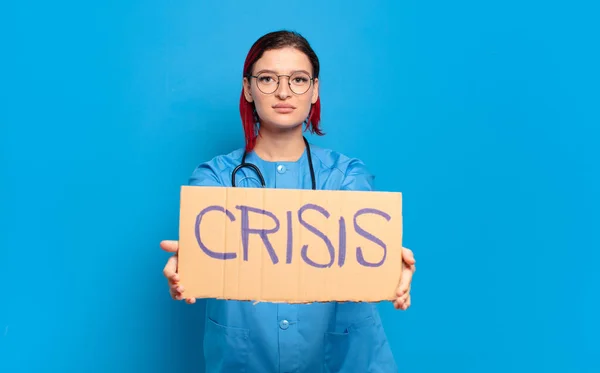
[279, 319, 289, 330]
[277, 165, 286, 174]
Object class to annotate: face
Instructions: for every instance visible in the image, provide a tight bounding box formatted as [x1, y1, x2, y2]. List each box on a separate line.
[243, 47, 319, 132]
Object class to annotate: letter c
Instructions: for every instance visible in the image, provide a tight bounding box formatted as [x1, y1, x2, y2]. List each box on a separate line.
[195, 205, 237, 260]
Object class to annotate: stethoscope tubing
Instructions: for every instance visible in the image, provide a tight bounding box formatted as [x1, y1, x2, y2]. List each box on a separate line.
[231, 136, 316, 190]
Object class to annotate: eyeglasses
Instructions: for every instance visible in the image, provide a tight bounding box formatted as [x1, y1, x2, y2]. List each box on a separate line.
[248, 71, 314, 95]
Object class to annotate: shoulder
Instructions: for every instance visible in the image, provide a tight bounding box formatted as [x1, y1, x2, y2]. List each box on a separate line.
[188, 147, 245, 187]
[309, 144, 375, 191]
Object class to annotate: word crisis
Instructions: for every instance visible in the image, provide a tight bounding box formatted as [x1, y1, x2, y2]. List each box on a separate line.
[193, 203, 394, 268]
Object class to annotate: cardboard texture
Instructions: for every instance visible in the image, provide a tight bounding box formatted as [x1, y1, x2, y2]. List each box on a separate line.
[178, 186, 403, 303]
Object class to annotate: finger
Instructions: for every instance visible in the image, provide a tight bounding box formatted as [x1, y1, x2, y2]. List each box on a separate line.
[396, 267, 414, 296]
[394, 287, 410, 306]
[397, 291, 410, 305]
[185, 298, 196, 304]
[402, 247, 416, 265]
[170, 287, 182, 300]
[163, 255, 179, 282]
[393, 298, 404, 310]
[160, 240, 179, 253]
[403, 295, 411, 310]
[393, 294, 411, 310]
[170, 284, 184, 295]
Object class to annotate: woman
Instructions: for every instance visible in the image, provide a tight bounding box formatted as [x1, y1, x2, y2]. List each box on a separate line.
[161, 30, 416, 372]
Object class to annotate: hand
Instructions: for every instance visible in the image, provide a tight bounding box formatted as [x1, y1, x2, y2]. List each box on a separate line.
[394, 247, 416, 310]
[161, 240, 196, 304]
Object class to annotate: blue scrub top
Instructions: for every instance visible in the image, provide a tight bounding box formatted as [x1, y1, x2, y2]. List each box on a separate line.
[188, 142, 398, 373]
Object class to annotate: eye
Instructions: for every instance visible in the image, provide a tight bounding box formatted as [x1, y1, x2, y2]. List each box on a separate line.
[290, 73, 310, 85]
[257, 73, 277, 84]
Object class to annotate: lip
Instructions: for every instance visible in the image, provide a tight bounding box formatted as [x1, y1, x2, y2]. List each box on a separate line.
[272, 103, 296, 113]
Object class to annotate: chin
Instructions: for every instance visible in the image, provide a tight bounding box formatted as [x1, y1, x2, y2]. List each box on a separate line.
[261, 115, 305, 131]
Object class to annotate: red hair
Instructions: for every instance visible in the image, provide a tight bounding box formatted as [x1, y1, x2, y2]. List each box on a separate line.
[239, 31, 324, 152]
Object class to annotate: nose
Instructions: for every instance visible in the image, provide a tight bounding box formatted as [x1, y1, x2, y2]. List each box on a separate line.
[275, 76, 292, 99]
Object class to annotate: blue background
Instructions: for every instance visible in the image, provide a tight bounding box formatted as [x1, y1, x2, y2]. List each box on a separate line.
[1, 0, 599, 372]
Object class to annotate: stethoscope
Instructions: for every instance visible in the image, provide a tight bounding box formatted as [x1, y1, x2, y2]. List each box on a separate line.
[231, 136, 316, 190]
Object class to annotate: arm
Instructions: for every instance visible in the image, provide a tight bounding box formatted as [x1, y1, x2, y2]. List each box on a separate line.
[162, 162, 223, 304]
[341, 158, 415, 311]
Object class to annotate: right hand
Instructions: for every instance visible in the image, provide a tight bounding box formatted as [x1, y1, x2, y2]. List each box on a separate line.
[161, 240, 196, 304]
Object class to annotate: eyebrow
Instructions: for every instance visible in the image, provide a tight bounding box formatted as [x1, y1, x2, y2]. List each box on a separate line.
[253, 69, 312, 76]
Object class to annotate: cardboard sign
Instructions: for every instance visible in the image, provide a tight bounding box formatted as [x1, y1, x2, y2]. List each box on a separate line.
[177, 186, 403, 303]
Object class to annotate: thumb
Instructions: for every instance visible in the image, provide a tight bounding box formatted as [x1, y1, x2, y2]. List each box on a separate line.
[402, 247, 416, 265]
[160, 240, 179, 253]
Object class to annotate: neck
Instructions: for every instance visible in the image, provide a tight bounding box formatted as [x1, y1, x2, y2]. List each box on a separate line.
[253, 125, 306, 162]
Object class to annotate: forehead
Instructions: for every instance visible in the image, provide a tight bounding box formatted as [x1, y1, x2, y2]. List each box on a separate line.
[253, 47, 312, 74]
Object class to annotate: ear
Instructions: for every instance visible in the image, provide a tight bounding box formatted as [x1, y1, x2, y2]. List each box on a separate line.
[243, 76, 254, 103]
[311, 77, 319, 104]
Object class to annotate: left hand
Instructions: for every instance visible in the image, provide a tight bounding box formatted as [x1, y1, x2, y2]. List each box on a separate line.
[394, 247, 416, 310]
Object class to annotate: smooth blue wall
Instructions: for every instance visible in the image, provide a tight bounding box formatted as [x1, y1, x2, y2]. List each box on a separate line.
[2, 0, 598, 372]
